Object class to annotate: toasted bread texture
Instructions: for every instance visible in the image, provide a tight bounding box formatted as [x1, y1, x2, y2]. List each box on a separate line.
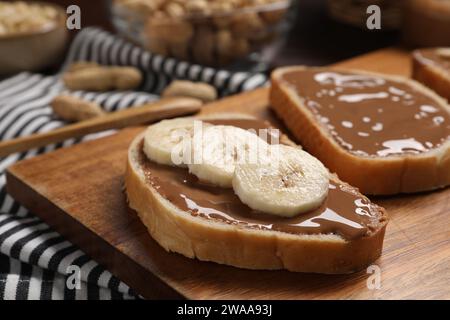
[412, 48, 450, 102]
[270, 66, 450, 195]
[125, 114, 388, 274]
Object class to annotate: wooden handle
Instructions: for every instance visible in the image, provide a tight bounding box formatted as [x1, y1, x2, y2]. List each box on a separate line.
[0, 97, 202, 158]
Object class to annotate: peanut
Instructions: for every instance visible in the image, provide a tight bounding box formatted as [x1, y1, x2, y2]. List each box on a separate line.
[165, 2, 185, 18]
[67, 61, 100, 72]
[116, 0, 287, 67]
[147, 38, 169, 56]
[147, 18, 193, 45]
[232, 37, 250, 58]
[119, 0, 165, 16]
[50, 95, 105, 122]
[260, 8, 286, 25]
[63, 62, 142, 91]
[192, 26, 215, 66]
[111, 67, 143, 90]
[216, 29, 233, 65]
[116, 0, 281, 20]
[169, 42, 190, 61]
[437, 48, 450, 59]
[0, 1, 59, 36]
[162, 80, 217, 103]
[185, 0, 210, 15]
[231, 12, 265, 38]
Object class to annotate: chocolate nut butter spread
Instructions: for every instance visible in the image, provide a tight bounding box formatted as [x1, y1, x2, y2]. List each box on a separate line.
[281, 69, 450, 157]
[414, 48, 450, 72]
[136, 119, 384, 240]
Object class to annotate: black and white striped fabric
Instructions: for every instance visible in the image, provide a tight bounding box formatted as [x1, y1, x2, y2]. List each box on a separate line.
[0, 27, 268, 300]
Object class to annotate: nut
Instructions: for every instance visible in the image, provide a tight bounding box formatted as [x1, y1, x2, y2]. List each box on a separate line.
[51, 95, 105, 122]
[185, 0, 210, 15]
[260, 7, 287, 24]
[210, 2, 233, 27]
[231, 12, 265, 38]
[63, 62, 142, 91]
[147, 38, 169, 56]
[169, 41, 190, 61]
[232, 37, 250, 58]
[162, 80, 217, 103]
[117, 0, 287, 67]
[192, 26, 215, 66]
[164, 2, 185, 18]
[437, 48, 450, 59]
[0, 1, 59, 36]
[111, 67, 143, 90]
[216, 29, 233, 65]
[147, 18, 193, 45]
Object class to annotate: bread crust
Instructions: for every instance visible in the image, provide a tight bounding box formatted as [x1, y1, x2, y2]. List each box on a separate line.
[125, 119, 387, 274]
[270, 66, 450, 195]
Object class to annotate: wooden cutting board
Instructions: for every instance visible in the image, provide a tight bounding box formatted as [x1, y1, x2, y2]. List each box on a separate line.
[6, 48, 450, 299]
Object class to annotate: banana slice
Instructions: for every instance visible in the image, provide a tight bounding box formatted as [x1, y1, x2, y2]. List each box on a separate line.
[143, 118, 208, 167]
[188, 125, 270, 187]
[232, 145, 329, 217]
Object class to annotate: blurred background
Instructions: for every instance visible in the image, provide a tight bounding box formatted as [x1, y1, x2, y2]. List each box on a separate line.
[0, 0, 449, 76]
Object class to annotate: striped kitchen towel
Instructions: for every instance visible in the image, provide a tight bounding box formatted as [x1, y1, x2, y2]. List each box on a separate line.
[0, 27, 268, 300]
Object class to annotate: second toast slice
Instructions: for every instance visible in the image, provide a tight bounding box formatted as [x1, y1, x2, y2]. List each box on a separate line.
[270, 66, 450, 195]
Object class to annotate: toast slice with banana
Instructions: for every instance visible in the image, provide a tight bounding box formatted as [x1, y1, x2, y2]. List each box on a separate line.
[271, 66, 450, 195]
[125, 114, 388, 274]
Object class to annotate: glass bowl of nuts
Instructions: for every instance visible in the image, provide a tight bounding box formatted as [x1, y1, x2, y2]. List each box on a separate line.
[0, 1, 68, 75]
[110, 0, 298, 71]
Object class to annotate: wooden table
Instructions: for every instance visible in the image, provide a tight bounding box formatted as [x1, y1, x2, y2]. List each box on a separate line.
[6, 48, 450, 299]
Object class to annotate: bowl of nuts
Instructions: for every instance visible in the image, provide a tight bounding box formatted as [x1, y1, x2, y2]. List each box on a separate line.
[0, 1, 68, 75]
[111, 0, 298, 70]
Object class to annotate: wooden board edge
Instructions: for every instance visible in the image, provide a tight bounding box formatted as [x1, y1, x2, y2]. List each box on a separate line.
[5, 169, 185, 300]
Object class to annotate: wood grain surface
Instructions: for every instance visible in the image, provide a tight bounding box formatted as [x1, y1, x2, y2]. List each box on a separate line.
[6, 48, 450, 299]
